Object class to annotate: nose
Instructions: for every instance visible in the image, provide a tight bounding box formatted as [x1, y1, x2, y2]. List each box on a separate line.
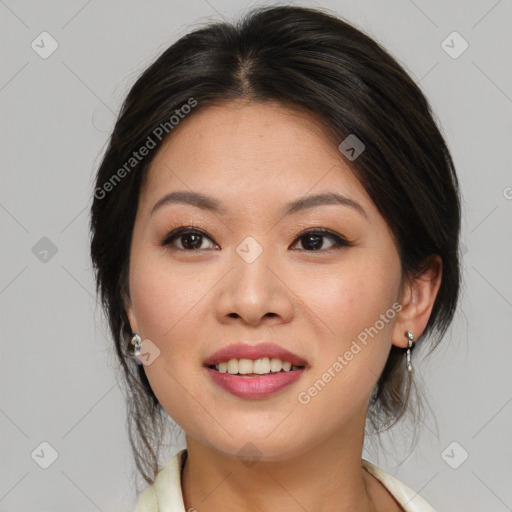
[214, 244, 294, 327]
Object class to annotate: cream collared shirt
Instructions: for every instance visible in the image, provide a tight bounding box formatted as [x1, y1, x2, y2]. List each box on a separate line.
[135, 449, 436, 511]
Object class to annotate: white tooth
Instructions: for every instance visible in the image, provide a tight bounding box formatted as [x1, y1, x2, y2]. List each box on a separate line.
[253, 357, 270, 374]
[270, 358, 283, 372]
[238, 358, 254, 374]
[219, 358, 296, 374]
[227, 359, 238, 374]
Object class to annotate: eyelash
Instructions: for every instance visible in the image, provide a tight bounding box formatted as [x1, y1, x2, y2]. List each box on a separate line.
[159, 226, 354, 252]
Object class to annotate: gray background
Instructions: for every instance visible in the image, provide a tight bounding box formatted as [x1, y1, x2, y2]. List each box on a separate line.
[1, 0, 511, 510]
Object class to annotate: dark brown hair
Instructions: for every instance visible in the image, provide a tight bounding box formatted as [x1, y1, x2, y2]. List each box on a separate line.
[89, 4, 462, 485]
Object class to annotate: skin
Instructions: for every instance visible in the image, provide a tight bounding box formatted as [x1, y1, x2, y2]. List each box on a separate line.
[126, 100, 442, 511]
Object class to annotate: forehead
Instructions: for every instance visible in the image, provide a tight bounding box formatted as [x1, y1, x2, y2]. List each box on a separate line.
[140, 101, 375, 218]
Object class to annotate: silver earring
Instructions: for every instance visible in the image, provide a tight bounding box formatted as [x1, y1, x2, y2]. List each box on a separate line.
[369, 330, 416, 434]
[405, 330, 415, 373]
[129, 333, 142, 364]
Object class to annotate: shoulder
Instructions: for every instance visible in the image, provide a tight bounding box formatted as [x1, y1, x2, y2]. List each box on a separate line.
[362, 459, 437, 511]
[134, 449, 188, 512]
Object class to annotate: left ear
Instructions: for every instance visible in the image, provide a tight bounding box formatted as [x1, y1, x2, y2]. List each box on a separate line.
[392, 254, 443, 348]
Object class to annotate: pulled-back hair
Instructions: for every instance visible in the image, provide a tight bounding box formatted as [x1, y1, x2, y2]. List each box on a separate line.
[89, 4, 462, 485]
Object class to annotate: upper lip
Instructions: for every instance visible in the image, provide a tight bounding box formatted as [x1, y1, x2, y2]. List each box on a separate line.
[203, 343, 308, 367]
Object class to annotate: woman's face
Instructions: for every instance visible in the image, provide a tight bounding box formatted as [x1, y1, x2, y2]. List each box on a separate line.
[126, 100, 405, 460]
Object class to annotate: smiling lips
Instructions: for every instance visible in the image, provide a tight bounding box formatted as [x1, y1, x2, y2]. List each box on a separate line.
[203, 342, 308, 399]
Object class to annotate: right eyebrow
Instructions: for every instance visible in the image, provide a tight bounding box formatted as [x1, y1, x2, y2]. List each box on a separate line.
[151, 191, 227, 217]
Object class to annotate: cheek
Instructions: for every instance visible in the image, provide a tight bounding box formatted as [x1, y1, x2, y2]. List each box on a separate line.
[294, 256, 398, 345]
[130, 253, 207, 341]
[293, 256, 399, 406]
[131, 262, 208, 431]
[129, 254, 208, 402]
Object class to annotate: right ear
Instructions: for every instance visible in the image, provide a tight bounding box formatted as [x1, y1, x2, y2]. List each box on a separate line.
[122, 282, 139, 334]
[126, 302, 139, 334]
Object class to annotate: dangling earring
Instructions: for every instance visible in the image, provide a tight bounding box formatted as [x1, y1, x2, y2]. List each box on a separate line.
[128, 333, 143, 365]
[369, 330, 416, 434]
[405, 330, 415, 373]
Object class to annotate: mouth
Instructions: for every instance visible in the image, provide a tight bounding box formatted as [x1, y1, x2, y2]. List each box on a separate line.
[206, 357, 306, 377]
[203, 342, 308, 369]
[203, 343, 309, 399]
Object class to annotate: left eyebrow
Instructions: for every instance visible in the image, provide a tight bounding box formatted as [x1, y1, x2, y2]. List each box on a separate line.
[282, 192, 368, 219]
[150, 190, 368, 220]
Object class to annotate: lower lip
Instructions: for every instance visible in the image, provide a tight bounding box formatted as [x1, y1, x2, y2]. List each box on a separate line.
[205, 367, 305, 399]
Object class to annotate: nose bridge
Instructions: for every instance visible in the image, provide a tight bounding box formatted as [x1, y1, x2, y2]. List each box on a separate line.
[215, 233, 293, 324]
[232, 234, 276, 293]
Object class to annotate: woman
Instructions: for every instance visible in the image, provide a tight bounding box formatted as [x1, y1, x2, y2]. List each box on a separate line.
[90, 5, 461, 511]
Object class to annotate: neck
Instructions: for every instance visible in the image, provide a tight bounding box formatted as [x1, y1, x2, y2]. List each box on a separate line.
[181, 409, 382, 512]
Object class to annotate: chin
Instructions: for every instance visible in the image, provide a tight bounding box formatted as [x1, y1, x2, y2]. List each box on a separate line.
[192, 429, 316, 464]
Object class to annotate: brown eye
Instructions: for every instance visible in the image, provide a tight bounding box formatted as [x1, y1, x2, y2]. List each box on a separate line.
[290, 229, 353, 251]
[160, 227, 218, 251]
